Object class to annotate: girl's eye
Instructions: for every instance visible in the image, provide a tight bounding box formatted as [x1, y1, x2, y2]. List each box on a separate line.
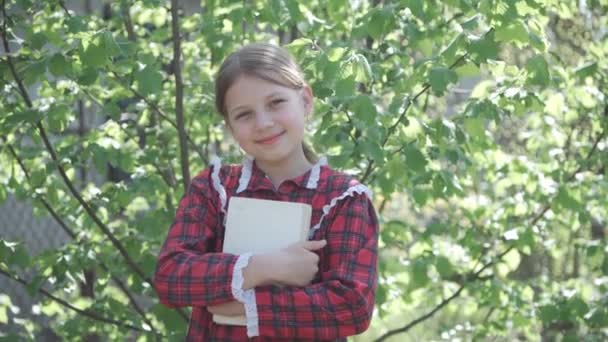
[270, 99, 285, 107]
[235, 111, 252, 120]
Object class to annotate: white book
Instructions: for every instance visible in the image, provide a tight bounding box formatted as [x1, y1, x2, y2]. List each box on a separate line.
[213, 196, 312, 326]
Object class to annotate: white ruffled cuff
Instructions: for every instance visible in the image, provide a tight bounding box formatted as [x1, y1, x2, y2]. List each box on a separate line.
[231, 253, 260, 337]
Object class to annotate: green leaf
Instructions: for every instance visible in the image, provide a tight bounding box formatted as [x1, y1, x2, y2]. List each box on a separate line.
[13, 109, 41, 125]
[411, 259, 430, 288]
[406, 0, 425, 20]
[0, 240, 30, 269]
[495, 20, 529, 44]
[367, 9, 393, 39]
[29, 32, 47, 50]
[441, 33, 465, 63]
[568, 297, 589, 318]
[574, 62, 598, 80]
[463, 115, 486, 140]
[428, 67, 458, 95]
[468, 31, 499, 63]
[529, 32, 546, 51]
[77, 67, 98, 85]
[47, 104, 72, 132]
[22, 59, 47, 85]
[79, 40, 107, 68]
[435, 256, 454, 279]
[151, 303, 188, 334]
[411, 188, 427, 206]
[334, 76, 355, 98]
[66, 16, 87, 33]
[554, 186, 581, 211]
[360, 140, 383, 164]
[49, 53, 71, 77]
[404, 145, 427, 173]
[525, 55, 550, 86]
[351, 95, 377, 125]
[460, 14, 480, 30]
[135, 64, 163, 95]
[101, 31, 121, 58]
[539, 304, 559, 323]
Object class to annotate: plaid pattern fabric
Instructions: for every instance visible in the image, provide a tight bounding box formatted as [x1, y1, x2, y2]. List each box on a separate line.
[154, 159, 378, 341]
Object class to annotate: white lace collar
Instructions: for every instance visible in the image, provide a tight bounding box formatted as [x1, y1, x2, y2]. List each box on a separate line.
[236, 156, 327, 193]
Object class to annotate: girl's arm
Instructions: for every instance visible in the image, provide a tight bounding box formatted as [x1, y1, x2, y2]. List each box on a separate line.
[251, 193, 378, 339]
[154, 169, 247, 308]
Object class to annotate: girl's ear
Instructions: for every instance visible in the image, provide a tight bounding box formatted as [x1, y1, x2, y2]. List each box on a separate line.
[301, 85, 314, 116]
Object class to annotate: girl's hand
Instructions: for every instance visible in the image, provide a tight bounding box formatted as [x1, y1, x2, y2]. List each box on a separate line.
[207, 301, 245, 316]
[273, 239, 327, 287]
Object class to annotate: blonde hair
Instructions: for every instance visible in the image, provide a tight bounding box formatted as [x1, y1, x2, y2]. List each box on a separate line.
[214, 43, 317, 163]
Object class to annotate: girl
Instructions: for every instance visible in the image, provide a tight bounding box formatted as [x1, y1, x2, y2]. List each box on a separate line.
[154, 43, 378, 341]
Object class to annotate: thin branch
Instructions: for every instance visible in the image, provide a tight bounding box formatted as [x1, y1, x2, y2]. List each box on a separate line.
[0, 268, 152, 334]
[120, 2, 136, 42]
[1, 7, 152, 288]
[361, 30, 492, 183]
[344, 110, 360, 143]
[7, 144, 77, 239]
[373, 125, 606, 341]
[171, 0, 190, 191]
[7, 143, 158, 332]
[121, 78, 208, 165]
[58, 1, 72, 18]
[79, 87, 178, 188]
[375, 286, 466, 342]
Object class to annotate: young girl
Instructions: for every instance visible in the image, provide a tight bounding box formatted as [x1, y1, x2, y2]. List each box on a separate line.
[154, 43, 378, 341]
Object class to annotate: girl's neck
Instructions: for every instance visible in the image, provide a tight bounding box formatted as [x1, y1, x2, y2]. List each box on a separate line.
[255, 151, 313, 189]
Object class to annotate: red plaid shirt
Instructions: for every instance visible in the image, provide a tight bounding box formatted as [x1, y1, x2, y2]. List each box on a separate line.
[154, 158, 378, 341]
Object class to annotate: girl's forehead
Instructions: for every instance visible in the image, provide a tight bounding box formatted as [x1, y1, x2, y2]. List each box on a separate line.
[230, 74, 287, 90]
[226, 75, 293, 104]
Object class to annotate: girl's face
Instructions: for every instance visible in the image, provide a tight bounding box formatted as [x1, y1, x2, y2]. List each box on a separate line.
[224, 74, 313, 166]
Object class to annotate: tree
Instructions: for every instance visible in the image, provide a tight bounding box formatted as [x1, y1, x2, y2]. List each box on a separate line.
[1, 0, 606, 340]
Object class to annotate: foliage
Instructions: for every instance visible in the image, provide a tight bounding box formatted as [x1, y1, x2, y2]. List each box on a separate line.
[0, 0, 607, 340]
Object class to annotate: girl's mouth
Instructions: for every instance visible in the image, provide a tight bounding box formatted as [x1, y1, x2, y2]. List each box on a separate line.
[256, 131, 286, 145]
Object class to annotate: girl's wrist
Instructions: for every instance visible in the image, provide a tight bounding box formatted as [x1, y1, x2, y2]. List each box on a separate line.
[242, 253, 279, 289]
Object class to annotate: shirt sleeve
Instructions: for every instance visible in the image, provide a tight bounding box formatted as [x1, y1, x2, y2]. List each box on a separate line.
[154, 169, 240, 308]
[253, 192, 378, 339]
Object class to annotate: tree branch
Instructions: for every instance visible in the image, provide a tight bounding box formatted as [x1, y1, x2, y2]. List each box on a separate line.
[1, 6, 152, 288]
[58, 1, 71, 18]
[121, 78, 208, 165]
[361, 29, 492, 183]
[120, 2, 136, 42]
[171, 0, 190, 191]
[6, 144, 159, 333]
[373, 124, 606, 341]
[0, 268, 153, 334]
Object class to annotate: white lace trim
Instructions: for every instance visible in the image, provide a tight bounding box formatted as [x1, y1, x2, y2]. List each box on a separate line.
[242, 288, 259, 337]
[210, 156, 227, 215]
[306, 156, 327, 189]
[308, 184, 372, 239]
[236, 156, 253, 194]
[231, 253, 259, 337]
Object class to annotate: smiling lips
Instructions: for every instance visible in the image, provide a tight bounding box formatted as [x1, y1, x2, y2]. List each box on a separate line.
[255, 131, 286, 145]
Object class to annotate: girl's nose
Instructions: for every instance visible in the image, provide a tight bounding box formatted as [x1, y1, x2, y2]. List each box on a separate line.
[255, 112, 274, 129]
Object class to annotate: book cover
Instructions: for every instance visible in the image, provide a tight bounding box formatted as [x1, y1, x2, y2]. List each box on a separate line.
[213, 196, 312, 326]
